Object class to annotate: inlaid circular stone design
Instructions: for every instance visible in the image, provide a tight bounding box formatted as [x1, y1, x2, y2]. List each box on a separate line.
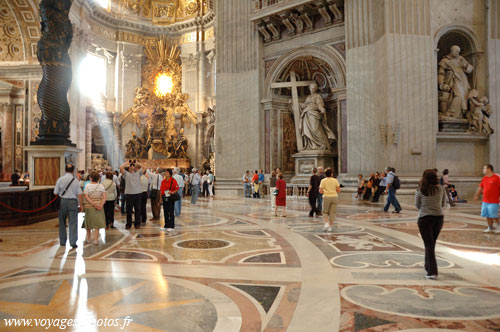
[176, 239, 231, 249]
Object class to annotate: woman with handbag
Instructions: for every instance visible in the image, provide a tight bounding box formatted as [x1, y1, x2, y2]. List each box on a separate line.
[274, 173, 287, 217]
[160, 168, 179, 232]
[83, 171, 107, 245]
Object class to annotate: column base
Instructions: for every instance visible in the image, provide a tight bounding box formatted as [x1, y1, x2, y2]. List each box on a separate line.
[24, 145, 82, 190]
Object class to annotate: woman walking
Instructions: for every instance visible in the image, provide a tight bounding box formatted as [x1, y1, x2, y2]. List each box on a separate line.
[274, 173, 287, 217]
[83, 171, 107, 245]
[415, 169, 446, 280]
[319, 168, 341, 231]
[102, 172, 117, 229]
[160, 169, 179, 232]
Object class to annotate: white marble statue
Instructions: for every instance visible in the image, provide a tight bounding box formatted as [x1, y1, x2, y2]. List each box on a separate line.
[298, 83, 336, 150]
[438, 45, 473, 119]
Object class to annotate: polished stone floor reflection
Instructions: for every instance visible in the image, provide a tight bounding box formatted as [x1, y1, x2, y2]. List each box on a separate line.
[0, 196, 499, 331]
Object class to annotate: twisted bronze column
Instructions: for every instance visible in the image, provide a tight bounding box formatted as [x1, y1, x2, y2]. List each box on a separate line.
[33, 0, 74, 146]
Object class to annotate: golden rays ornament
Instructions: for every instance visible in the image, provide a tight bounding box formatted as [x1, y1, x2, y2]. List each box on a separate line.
[121, 36, 197, 159]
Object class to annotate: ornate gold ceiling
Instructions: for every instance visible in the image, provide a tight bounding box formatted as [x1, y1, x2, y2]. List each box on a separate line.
[112, 0, 208, 25]
[0, 0, 40, 63]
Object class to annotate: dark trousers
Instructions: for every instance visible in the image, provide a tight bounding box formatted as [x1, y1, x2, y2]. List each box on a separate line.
[372, 186, 385, 202]
[363, 188, 372, 200]
[203, 182, 209, 197]
[163, 198, 175, 229]
[126, 193, 142, 227]
[120, 193, 126, 214]
[141, 191, 148, 223]
[417, 215, 444, 276]
[104, 200, 115, 227]
[150, 189, 161, 219]
[308, 194, 320, 216]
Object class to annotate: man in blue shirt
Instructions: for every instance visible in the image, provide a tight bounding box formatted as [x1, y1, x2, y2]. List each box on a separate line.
[258, 169, 265, 198]
[54, 164, 83, 249]
[383, 167, 402, 213]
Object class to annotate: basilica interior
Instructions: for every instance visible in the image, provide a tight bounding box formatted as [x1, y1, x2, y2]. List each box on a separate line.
[0, 0, 500, 331]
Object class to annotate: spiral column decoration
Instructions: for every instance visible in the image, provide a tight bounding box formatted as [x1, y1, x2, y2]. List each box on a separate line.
[33, 0, 74, 146]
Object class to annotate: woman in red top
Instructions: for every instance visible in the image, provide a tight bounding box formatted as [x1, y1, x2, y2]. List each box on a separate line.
[160, 168, 179, 232]
[274, 173, 287, 217]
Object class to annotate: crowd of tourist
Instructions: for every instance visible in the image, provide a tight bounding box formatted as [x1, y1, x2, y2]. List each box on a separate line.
[55, 162, 215, 248]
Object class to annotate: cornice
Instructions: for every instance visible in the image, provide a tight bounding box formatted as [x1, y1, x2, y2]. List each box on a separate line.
[73, 0, 215, 39]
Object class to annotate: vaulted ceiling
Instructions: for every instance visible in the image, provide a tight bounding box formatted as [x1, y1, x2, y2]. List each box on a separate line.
[0, 0, 40, 63]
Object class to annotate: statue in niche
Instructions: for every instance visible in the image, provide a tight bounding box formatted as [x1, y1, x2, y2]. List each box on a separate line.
[438, 45, 473, 119]
[467, 90, 493, 135]
[298, 83, 336, 150]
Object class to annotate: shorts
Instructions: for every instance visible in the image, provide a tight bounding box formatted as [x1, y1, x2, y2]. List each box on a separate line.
[481, 202, 499, 218]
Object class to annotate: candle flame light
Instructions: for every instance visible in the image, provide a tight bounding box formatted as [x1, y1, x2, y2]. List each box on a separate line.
[154, 72, 173, 98]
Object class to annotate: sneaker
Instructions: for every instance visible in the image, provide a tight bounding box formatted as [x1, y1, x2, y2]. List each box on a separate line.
[323, 223, 330, 231]
[425, 275, 437, 280]
[483, 226, 495, 233]
[166, 228, 175, 232]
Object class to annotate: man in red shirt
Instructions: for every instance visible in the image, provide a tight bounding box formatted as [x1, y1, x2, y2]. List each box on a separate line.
[474, 164, 500, 233]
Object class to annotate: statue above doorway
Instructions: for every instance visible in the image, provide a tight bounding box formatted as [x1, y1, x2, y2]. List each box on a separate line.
[298, 82, 336, 150]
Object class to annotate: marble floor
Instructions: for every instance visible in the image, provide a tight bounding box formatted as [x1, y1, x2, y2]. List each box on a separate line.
[0, 196, 500, 331]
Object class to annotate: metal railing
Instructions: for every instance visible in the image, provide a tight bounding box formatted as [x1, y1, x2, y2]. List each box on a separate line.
[265, 184, 310, 198]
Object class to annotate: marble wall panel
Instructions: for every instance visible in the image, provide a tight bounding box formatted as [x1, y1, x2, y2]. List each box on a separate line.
[488, 2, 500, 168]
[215, 0, 260, 179]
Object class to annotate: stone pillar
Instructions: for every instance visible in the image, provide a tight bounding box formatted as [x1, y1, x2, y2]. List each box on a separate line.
[345, 0, 435, 176]
[69, 25, 92, 170]
[215, 0, 260, 189]
[487, 0, 500, 166]
[0, 103, 13, 174]
[336, 90, 347, 174]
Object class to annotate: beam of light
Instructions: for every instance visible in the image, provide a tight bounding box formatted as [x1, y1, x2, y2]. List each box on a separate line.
[79, 54, 106, 101]
[449, 248, 500, 266]
[154, 72, 173, 98]
[95, 0, 109, 10]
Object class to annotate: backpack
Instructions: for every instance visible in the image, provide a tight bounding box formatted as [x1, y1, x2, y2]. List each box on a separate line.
[392, 175, 401, 190]
[439, 177, 444, 185]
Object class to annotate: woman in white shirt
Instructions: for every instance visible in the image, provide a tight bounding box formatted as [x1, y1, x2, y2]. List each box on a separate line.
[102, 172, 117, 229]
[83, 171, 107, 245]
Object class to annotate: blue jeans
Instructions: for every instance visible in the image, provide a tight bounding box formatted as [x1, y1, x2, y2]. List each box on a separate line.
[243, 183, 252, 197]
[191, 184, 200, 204]
[384, 187, 401, 212]
[59, 198, 79, 246]
[174, 187, 183, 216]
[317, 194, 323, 212]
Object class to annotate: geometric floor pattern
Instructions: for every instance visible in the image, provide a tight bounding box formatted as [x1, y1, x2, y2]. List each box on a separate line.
[0, 195, 499, 331]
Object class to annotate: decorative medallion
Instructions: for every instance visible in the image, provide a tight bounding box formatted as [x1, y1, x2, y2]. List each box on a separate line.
[176, 239, 231, 249]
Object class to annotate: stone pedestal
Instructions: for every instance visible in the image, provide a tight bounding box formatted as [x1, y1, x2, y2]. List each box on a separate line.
[439, 118, 469, 132]
[291, 150, 336, 184]
[24, 146, 82, 190]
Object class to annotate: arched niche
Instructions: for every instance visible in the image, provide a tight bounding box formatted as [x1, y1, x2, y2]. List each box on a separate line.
[436, 27, 477, 89]
[263, 45, 346, 175]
